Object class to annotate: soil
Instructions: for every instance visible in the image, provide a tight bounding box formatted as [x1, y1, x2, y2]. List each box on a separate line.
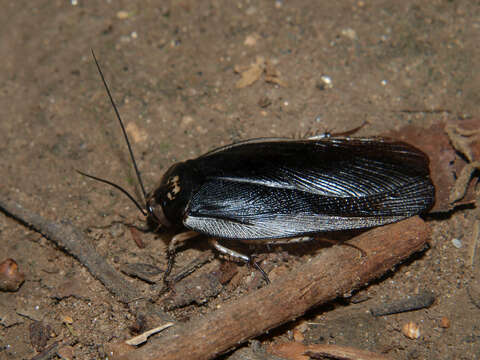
[0, 1, 479, 359]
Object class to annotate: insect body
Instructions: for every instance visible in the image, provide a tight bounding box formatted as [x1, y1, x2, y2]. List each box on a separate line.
[83, 52, 435, 284]
[147, 137, 434, 239]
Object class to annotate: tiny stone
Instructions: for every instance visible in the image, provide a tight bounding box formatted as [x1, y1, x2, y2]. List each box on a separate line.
[181, 115, 194, 127]
[452, 238, 462, 248]
[62, 315, 74, 324]
[0, 259, 25, 292]
[402, 321, 420, 339]
[317, 75, 333, 90]
[116, 11, 130, 19]
[440, 316, 450, 328]
[244, 34, 258, 46]
[341, 28, 357, 40]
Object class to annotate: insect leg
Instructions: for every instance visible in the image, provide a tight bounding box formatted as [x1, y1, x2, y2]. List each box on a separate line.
[209, 239, 250, 262]
[261, 236, 314, 245]
[209, 239, 271, 284]
[164, 231, 200, 285]
[263, 236, 366, 256]
[307, 120, 368, 140]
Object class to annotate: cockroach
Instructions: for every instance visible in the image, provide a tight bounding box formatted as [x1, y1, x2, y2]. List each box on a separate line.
[80, 51, 435, 284]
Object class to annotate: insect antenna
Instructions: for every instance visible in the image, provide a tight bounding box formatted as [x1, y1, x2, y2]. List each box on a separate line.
[76, 50, 148, 217]
[76, 170, 147, 216]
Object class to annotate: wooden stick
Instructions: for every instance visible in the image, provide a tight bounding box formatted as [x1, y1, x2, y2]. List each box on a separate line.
[116, 216, 430, 360]
[304, 343, 391, 360]
[269, 342, 391, 360]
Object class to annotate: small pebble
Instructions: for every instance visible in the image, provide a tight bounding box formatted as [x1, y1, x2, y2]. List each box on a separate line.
[62, 315, 74, 324]
[451, 238, 462, 248]
[440, 316, 450, 328]
[319, 75, 333, 89]
[402, 321, 420, 339]
[117, 11, 130, 19]
[181, 115, 194, 128]
[244, 34, 259, 46]
[0, 258, 25, 292]
[341, 28, 357, 40]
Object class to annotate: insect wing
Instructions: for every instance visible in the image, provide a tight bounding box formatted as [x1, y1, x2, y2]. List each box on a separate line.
[183, 138, 435, 240]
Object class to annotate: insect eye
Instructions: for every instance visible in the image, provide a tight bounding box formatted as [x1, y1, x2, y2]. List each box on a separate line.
[147, 200, 172, 229]
[147, 205, 155, 216]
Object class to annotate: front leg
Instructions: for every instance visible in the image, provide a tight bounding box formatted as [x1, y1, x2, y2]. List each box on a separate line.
[164, 231, 200, 285]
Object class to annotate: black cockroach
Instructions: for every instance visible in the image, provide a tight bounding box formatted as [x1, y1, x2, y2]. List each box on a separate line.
[80, 51, 435, 284]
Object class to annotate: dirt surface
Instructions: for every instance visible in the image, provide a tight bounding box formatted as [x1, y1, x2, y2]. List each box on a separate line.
[0, 1, 479, 359]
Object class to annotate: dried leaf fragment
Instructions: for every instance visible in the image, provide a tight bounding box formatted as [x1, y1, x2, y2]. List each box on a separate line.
[235, 56, 287, 88]
[264, 60, 287, 87]
[449, 161, 480, 203]
[386, 122, 477, 212]
[235, 57, 265, 88]
[445, 122, 480, 204]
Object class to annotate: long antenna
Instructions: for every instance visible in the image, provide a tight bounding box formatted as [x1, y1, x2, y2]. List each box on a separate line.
[76, 170, 147, 216]
[91, 49, 148, 202]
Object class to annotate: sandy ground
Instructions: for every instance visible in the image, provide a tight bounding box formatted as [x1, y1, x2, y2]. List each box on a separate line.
[0, 1, 479, 359]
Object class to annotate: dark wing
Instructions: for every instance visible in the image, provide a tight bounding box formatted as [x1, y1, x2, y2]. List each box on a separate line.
[183, 138, 435, 240]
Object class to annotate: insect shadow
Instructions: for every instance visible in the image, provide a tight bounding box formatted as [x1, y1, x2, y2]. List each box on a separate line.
[79, 51, 435, 287]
